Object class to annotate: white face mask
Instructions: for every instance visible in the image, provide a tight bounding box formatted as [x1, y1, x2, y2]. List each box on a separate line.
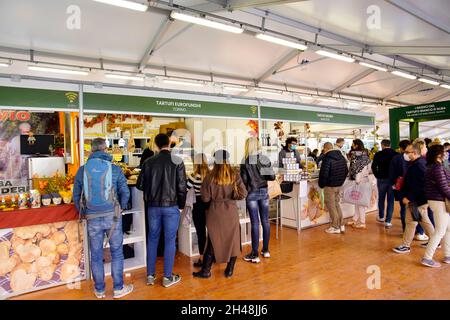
[403, 153, 411, 162]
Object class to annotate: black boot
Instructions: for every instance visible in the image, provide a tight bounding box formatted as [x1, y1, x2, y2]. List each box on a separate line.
[224, 256, 237, 278]
[193, 258, 203, 268]
[193, 253, 213, 278]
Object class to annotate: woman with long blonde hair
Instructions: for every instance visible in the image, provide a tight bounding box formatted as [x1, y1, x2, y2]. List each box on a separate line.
[241, 137, 275, 263]
[194, 150, 247, 279]
[187, 153, 210, 267]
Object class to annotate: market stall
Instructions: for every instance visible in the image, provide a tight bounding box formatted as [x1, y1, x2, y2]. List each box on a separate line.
[82, 86, 261, 258]
[259, 104, 378, 230]
[0, 85, 84, 299]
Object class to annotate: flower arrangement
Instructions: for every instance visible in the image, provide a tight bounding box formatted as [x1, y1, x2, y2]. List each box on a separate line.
[274, 121, 284, 139]
[34, 172, 74, 195]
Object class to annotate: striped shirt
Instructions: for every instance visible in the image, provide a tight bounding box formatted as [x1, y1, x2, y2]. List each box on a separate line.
[187, 173, 203, 196]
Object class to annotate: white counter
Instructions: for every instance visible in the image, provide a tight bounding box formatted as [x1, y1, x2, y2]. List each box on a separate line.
[280, 175, 378, 230]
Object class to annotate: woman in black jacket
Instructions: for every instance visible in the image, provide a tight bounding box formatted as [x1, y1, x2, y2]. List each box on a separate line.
[240, 137, 275, 263]
[422, 144, 450, 267]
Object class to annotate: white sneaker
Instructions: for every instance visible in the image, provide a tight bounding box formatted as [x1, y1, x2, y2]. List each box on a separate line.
[340, 226, 345, 233]
[325, 227, 341, 234]
[415, 234, 429, 241]
[385, 222, 393, 229]
[113, 284, 134, 299]
[376, 217, 385, 223]
[261, 251, 271, 258]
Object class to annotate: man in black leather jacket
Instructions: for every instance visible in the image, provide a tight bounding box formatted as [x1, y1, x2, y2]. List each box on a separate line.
[137, 133, 187, 288]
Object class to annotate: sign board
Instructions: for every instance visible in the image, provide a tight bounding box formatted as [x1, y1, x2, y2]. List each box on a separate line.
[260, 106, 374, 126]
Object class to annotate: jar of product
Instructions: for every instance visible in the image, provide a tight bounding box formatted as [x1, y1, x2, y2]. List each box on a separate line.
[30, 189, 41, 209]
[18, 193, 29, 210]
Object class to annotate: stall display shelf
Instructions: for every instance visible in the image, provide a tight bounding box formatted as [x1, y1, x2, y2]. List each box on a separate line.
[104, 187, 146, 276]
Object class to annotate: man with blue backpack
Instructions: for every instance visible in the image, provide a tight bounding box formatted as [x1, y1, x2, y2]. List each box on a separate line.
[73, 138, 132, 299]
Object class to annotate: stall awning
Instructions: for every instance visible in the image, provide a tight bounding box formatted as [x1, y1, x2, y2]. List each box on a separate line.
[260, 106, 374, 126]
[0, 86, 79, 110]
[84, 92, 258, 119]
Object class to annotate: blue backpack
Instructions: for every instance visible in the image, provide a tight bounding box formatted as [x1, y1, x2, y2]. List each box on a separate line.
[82, 158, 116, 213]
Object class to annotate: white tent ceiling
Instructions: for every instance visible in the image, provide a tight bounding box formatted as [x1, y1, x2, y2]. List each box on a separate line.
[0, 0, 449, 139]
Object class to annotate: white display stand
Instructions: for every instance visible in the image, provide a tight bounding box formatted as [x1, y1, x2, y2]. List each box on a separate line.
[280, 176, 378, 230]
[178, 199, 263, 257]
[104, 187, 146, 275]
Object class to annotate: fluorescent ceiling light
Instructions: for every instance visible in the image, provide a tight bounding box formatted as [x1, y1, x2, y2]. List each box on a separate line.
[362, 104, 378, 108]
[256, 34, 307, 50]
[298, 95, 313, 100]
[28, 65, 89, 76]
[223, 85, 248, 92]
[418, 78, 440, 86]
[359, 62, 387, 72]
[93, 0, 148, 12]
[170, 12, 244, 34]
[0, 62, 9, 67]
[105, 73, 144, 81]
[255, 88, 283, 95]
[441, 84, 450, 89]
[163, 78, 204, 87]
[315, 50, 355, 63]
[391, 70, 417, 80]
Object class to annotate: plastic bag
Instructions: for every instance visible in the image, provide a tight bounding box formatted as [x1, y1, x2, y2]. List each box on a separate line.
[343, 180, 371, 207]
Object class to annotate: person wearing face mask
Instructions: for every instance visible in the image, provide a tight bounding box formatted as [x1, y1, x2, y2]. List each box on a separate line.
[389, 140, 411, 232]
[393, 140, 435, 254]
[443, 142, 450, 172]
[278, 137, 303, 169]
[421, 144, 450, 267]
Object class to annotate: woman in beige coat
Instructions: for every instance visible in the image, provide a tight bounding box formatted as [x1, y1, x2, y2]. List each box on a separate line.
[193, 150, 247, 278]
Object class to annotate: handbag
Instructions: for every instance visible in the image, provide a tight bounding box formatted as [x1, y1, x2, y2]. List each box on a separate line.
[394, 176, 404, 191]
[267, 179, 282, 199]
[342, 180, 371, 207]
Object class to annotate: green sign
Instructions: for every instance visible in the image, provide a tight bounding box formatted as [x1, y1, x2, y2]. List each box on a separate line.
[84, 93, 258, 119]
[0, 86, 78, 110]
[260, 106, 374, 125]
[389, 100, 450, 121]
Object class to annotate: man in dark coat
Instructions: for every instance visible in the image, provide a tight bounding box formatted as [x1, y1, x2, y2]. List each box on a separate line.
[319, 142, 349, 234]
[393, 140, 435, 254]
[371, 139, 398, 228]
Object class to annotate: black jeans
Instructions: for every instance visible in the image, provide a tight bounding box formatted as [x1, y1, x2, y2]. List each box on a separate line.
[192, 197, 208, 255]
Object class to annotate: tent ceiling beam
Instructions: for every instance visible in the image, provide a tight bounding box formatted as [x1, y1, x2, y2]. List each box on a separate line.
[193, 0, 305, 12]
[242, 8, 442, 74]
[255, 49, 299, 84]
[426, 91, 450, 103]
[420, 120, 450, 135]
[322, 44, 450, 57]
[0, 45, 410, 106]
[384, 0, 450, 34]
[332, 69, 376, 94]
[138, 15, 173, 72]
[382, 82, 422, 102]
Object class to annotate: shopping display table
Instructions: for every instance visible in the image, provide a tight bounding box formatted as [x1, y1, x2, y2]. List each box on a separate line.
[0, 204, 85, 299]
[280, 175, 378, 230]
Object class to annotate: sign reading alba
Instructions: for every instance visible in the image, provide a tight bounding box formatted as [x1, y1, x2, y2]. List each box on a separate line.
[396, 101, 449, 120]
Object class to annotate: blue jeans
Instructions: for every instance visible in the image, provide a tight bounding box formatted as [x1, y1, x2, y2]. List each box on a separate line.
[147, 206, 180, 278]
[87, 215, 124, 292]
[246, 188, 270, 255]
[377, 179, 395, 223]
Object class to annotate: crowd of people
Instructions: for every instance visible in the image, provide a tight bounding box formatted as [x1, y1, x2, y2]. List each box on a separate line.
[73, 133, 450, 299]
[318, 136, 450, 269]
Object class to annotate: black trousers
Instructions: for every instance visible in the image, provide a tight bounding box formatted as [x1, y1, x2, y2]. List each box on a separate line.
[192, 197, 208, 255]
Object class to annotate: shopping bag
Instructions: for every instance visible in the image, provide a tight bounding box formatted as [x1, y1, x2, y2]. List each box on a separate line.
[267, 179, 282, 199]
[342, 180, 371, 207]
